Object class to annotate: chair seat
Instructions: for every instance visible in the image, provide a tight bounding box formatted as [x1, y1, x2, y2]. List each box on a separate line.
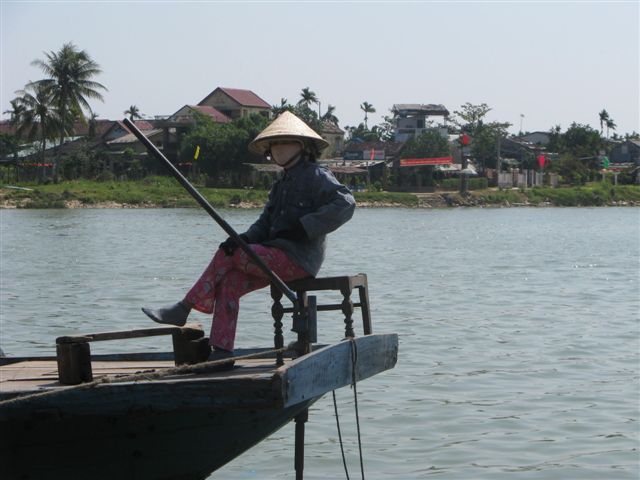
[279, 273, 372, 338]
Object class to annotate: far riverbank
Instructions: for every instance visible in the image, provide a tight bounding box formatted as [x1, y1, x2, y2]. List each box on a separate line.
[1, 178, 639, 209]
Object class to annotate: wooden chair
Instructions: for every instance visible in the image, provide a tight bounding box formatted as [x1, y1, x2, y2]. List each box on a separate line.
[270, 273, 372, 341]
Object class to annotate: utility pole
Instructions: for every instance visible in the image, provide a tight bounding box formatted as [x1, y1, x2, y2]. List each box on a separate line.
[459, 134, 469, 195]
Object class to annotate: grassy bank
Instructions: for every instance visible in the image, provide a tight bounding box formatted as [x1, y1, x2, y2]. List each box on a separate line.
[1, 177, 638, 209]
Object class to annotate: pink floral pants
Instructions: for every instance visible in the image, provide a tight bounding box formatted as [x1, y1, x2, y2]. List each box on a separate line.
[185, 245, 309, 351]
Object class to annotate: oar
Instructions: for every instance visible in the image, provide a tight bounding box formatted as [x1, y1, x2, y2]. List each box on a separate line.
[122, 118, 298, 307]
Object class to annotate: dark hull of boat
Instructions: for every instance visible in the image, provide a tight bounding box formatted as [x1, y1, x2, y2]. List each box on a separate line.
[0, 333, 398, 479]
[1, 398, 316, 480]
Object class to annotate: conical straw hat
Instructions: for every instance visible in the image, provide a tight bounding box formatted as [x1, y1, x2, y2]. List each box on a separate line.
[249, 111, 329, 155]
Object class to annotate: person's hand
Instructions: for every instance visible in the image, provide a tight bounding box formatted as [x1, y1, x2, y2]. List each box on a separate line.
[219, 234, 249, 256]
[276, 220, 307, 242]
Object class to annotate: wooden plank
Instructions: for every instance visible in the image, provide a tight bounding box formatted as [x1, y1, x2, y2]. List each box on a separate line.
[56, 323, 203, 344]
[274, 333, 398, 408]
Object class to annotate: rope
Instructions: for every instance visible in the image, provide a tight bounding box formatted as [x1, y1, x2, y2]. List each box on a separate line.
[350, 338, 365, 480]
[333, 390, 350, 480]
[333, 338, 366, 480]
[0, 347, 287, 408]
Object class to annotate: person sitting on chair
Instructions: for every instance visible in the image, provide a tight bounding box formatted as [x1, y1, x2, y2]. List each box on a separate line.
[142, 111, 356, 353]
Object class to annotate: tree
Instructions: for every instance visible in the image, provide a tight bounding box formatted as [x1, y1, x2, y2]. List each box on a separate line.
[124, 105, 142, 121]
[179, 113, 269, 186]
[31, 42, 107, 177]
[345, 123, 381, 142]
[13, 82, 60, 171]
[298, 87, 318, 108]
[3, 99, 26, 135]
[321, 104, 339, 124]
[0, 133, 20, 159]
[472, 121, 511, 171]
[360, 102, 376, 129]
[400, 129, 450, 159]
[271, 98, 293, 116]
[605, 118, 616, 139]
[88, 112, 99, 138]
[376, 114, 396, 142]
[598, 109, 609, 135]
[452, 102, 492, 135]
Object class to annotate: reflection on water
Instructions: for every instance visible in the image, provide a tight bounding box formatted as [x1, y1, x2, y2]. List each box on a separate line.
[1, 207, 638, 479]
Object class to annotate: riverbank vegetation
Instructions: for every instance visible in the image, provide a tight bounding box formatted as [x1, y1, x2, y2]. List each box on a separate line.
[1, 177, 637, 209]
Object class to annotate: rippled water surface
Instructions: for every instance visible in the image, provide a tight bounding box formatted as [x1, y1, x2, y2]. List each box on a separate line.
[1, 207, 638, 479]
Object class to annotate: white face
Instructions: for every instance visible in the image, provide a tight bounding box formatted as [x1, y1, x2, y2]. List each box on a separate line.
[270, 141, 303, 167]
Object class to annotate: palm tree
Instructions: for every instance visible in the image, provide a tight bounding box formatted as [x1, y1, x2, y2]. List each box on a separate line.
[3, 100, 26, 140]
[88, 112, 99, 138]
[361, 101, 376, 129]
[598, 109, 609, 135]
[124, 105, 142, 121]
[605, 118, 616, 138]
[298, 87, 318, 107]
[13, 82, 60, 174]
[272, 98, 293, 116]
[321, 104, 339, 125]
[31, 42, 106, 176]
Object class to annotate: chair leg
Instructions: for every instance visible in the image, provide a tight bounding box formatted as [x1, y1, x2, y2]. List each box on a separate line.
[270, 283, 285, 366]
[340, 286, 355, 338]
[358, 285, 373, 335]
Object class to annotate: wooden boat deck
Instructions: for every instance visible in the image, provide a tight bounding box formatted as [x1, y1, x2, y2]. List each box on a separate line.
[0, 356, 290, 393]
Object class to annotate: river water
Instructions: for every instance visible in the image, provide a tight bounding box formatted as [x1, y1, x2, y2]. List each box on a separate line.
[1, 207, 638, 479]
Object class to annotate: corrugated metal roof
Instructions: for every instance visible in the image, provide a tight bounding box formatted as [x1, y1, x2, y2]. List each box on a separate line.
[392, 104, 450, 116]
[107, 129, 162, 144]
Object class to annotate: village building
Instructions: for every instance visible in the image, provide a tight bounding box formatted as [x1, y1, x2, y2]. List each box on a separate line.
[514, 131, 551, 146]
[608, 139, 640, 183]
[392, 104, 450, 142]
[197, 87, 271, 120]
[102, 120, 155, 142]
[159, 105, 231, 161]
[319, 121, 345, 159]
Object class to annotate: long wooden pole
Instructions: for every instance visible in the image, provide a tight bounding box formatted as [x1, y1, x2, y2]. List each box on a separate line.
[122, 118, 298, 306]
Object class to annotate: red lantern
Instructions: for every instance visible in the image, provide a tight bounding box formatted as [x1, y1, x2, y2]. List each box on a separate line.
[461, 134, 469, 146]
[537, 154, 545, 169]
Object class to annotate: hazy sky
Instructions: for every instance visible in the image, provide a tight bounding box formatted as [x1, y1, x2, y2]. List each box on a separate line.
[1, 1, 638, 136]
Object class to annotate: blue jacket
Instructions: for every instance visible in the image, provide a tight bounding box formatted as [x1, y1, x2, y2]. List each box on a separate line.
[244, 158, 356, 276]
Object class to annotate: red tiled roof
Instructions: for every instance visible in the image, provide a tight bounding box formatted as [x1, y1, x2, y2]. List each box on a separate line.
[220, 88, 270, 108]
[199, 87, 270, 109]
[189, 105, 231, 123]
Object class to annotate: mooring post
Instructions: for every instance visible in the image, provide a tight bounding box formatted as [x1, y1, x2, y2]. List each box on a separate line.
[294, 409, 308, 480]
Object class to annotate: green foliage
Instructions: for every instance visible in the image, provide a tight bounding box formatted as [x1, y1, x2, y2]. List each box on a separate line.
[439, 177, 488, 190]
[345, 123, 383, 142]
[400, 129, 450, 158]
[548, 122, 604, 159]
[452, 102, 492, 135]
[0, 133, 19, 157]
[353, 191, 420, 206]
[179, 112, 268, 186]
[546, 153, 591, 185]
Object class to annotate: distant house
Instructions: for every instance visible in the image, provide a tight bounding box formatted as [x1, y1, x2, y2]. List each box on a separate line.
[198, 87, 271, 120]
[392, 104, 450, 142]
[610, 139, 640, 165]
[159, 105, 232, 160]
[106, 129, 164, 153]
[515, 131, 551, 146]
[102, 120, 155, 142]
[168, 105, 231, 125]
[319, 121, 345, 159]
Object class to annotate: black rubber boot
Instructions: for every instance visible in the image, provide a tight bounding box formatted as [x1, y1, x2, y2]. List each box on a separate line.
[142, 302, 190, 327]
